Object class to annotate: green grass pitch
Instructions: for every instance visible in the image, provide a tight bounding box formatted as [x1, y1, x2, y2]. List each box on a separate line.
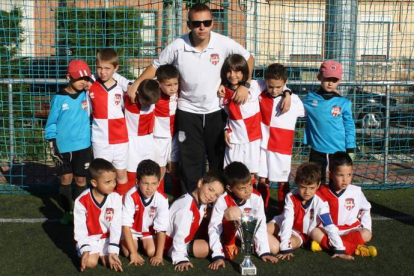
[1, 188, 413, 275]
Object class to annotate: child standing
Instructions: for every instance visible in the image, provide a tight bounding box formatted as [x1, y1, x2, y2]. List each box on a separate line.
[165, 170, 225, 272]
[208, 162, 278, 270]
[257, 64, 305, 213]
[124, 79, 160, 191]
[74, 158, 123, 272]
[122, 159, 169, 266]
[311, 152, 377, 257]
[45, 59, 92, 225]
[302, 60, 356, 184]
[153, 65, 180, 197]
[267, 162, 352, 260]
[88, 49, 129, 195]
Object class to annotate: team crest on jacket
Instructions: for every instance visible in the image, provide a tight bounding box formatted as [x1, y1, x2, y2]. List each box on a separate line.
[210, 53, 220, 65]
[309, 208, 314, 220]
[149, 206, 157, 219]
[243, 208, 252, 216]
[331, 106, 341, 117]
[105, 208, 114, 222]
[113, 93, 122, 105]
[344, 198, 355, 211]
[81, 100, 88, 110]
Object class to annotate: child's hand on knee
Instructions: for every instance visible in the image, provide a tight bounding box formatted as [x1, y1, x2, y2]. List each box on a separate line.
[129, 252, 145, 266]
[108, 253, 123, 272]
[208, 259, 226, 270]
[80, 251, 90, 272]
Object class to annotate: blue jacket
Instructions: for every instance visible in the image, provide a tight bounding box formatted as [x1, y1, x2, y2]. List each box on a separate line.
[303, 89, 356, 154]
[45, 89, 91, 153]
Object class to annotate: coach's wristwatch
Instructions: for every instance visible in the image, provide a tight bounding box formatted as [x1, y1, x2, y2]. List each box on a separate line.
[240, 81, 251, 89]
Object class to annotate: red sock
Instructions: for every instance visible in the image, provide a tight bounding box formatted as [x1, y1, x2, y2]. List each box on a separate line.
[222, 218, 237, 246]
[171, 174, 181, 199]
[127, 172, 137, 191]
[157, 178, 165, 194]
[116, 183, 130, 196]
[277, 183, 290, 214]
[320, 234, 330, 250]
[257, 182, 270, 209]
[341, 231, 365, 255]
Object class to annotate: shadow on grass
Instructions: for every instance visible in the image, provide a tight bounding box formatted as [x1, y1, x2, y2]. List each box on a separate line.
[370, 200, 414, 227]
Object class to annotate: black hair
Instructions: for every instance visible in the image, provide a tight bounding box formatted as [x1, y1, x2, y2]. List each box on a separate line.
[220, 54, 249, 86]
[156, 64, 180, 83]
[223, 162, 251, 187]
[329, 152, 353, 173]
[137, 159, 161, 181]
[137, 79, 160, 106]
[188, 3, 212, 21]
[264, 63, 287, 81]
[295, 162, 321, 186]
[89, 158, 116, 181]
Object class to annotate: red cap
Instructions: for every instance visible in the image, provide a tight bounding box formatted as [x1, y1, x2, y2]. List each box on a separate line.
[319, 60, 343, 80]
[67, 60, 91, 79]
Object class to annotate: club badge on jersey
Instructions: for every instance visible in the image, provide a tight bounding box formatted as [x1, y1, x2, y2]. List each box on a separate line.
[344, 198, 355, 211]
[113, 93, 122, 105]
[105, 208, 114, 222]
[149, 206, 157, 219]
[331, 106, 342, 117]
[210, 53, 220, 65]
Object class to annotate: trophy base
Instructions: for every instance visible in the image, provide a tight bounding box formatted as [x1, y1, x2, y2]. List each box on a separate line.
[240, 264, 257, 275]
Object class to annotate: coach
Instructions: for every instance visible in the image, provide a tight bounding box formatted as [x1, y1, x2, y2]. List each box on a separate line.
[128, 3, 254, 193]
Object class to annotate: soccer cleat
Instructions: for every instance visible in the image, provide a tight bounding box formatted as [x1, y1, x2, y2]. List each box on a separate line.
[311, 241, 323, 252]
[224, 244, 238, 260]
[60, 211, 73, 225]
[355, 245, 378, 257]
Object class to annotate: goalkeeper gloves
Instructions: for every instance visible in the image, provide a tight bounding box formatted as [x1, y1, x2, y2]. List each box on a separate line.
[48, 139, 63, 167]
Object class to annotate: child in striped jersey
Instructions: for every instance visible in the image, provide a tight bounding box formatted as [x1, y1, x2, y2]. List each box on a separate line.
[311, 152, 377, 257]
[122, 160, 169, 266]
[165, 170, 225, 272]
[208, 162, 278, 270]
[267, 162, 352, 260]
[154, 65, 180, 198]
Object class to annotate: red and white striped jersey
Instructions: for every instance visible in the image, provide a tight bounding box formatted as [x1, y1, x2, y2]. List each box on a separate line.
[125, 96, 155, 137]
[74, 189, 123, 255]
[165, 193, 206, 265]
[88, 80, 128, 144]
[208, 190, 269, 259]
[276, 189, 344, 253]
[122, 187, 169, 237]
[221, 80, 262, 143]
[154, 93, 178, 137]
[318, 184, 372, 232]
[258, 80, 305, 155]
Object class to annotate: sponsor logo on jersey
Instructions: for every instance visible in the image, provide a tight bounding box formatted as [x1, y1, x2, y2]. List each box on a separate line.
[135, 205, 140, 211]
[210, 53, 220, 65]
[344, 198, 355, 211]
[114, 93, 122, 105]
[82, 100, 88, 110]
[331, 106, 342, 117]
[62, 103, 69, 110]
[312, 100, 318, 106]
[105, 208, 114, 222]
[149, 206, 157, 219]
[89, 92, 95, 99]
[84, 162, 90, 170]
[309, 208, 314, 220]
[243, 208, 252, 216]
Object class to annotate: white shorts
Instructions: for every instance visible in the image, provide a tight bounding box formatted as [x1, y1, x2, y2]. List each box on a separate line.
[224, 140, 260, 173]
[170, 134, 179, 163]
[258, 148, 292, 182]
[154, 137, 172, 167]
[270, 216, 304, 247]
[92, 142, 128, 170]
[338, 225, 365, 236]
[127, 134, 155, 172]
[76, 238, 109, 257]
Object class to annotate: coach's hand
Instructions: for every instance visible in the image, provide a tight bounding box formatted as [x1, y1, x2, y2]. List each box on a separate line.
[209, 259, 225, 270]
[48, 139, 63, 167]
[233, 85, 248, 105]
[332, 253, 354, 261]
[217, 85, 226, 98]
[280, 91, 292, 114]
[175, 261, 193, 271]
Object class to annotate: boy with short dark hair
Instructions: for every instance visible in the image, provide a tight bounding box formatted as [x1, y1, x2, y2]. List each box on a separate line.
[125, 79, 160, 190]
[154, 65, 180, 197]
[208, 162, 278, 270]
[88, 48, 129, 195]
[256, 63, 305, 213]
[165, 170, 226, 272]
[302, 60, 356, 184]
[74, 158, 123, 272]
[267, 162, 352, 260]
[45, 59, 92, 225]
[122, 159, 169, 266]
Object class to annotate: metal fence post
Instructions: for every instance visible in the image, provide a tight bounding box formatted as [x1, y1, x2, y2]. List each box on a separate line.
[383, 84, 390, 184]
[8, 83, 15, 167]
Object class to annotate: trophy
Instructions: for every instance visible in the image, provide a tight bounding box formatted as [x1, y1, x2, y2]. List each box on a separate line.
[235, 215, 262, 275]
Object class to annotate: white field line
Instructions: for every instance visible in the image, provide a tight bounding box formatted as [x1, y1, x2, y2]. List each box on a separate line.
[0, 216, 413, 223]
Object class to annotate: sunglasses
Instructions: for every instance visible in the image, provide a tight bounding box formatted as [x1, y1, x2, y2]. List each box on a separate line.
[188, 20, 213, 28]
